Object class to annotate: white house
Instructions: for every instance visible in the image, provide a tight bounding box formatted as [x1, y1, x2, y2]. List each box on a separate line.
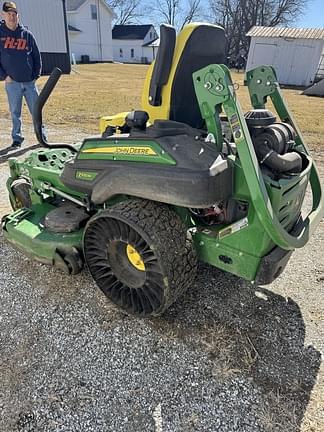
[246, 26, 324, 86]
[66, 0, 114, 62]
[112, 25, 159, 64]
[10, 0, 70, 74]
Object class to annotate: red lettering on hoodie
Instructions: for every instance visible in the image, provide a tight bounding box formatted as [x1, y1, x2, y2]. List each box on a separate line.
[4, 36, 15, 48]
[16, 38, 27, 50]
[1, 36, 28, 50]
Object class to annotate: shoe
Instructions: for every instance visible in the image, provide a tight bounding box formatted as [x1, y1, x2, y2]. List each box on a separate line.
[11, 141, 22, 148]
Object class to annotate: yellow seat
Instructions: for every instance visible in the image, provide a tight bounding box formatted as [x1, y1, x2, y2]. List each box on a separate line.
[99, 22, 226, 135]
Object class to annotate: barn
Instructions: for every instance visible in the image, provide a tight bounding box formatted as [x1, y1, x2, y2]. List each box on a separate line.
[13, 0, 71, 74]
[246, 26, 324, 86]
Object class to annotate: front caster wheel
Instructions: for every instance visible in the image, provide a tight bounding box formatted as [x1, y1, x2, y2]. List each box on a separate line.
[10, 179, 32, 210]
[83, 199, 197, 317]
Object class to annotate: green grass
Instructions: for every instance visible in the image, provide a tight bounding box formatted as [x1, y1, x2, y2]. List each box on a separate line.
[0, 63, 323, 149]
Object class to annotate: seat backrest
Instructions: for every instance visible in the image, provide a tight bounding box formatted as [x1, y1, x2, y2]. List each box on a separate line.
[142, 23, 227, 128]
[148, 24, 176, 106]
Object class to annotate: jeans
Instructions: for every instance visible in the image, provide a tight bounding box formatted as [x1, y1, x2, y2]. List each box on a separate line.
[5, 80, 39, 144]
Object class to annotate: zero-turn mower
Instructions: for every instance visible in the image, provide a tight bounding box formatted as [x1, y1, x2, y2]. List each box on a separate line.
[2, 23, 323, 317]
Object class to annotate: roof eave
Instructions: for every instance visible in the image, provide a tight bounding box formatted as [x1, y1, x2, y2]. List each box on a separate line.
[67, 0, 114, 15]
[246, 25, 324, 40]
[142, 37, 159, 47]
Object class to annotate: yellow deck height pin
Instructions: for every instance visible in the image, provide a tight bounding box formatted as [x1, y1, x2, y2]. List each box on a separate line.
[126, 244, 145, 271]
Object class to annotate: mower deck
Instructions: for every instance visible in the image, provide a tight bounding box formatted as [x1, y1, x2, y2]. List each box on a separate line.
[2, 203, 83, 274]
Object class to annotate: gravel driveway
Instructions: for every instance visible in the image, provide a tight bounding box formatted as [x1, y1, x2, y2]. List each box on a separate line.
[0, 123, 323, 432]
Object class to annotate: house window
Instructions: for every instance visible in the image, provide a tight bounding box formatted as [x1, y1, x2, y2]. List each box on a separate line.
[131, 49, 134, 58]
[91, 4, 97, 20]
[119, 48, 123, 58]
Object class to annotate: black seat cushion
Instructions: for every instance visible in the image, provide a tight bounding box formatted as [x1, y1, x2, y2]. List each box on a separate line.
[170, 25, 227, 128]
[130, 119, 203, 139]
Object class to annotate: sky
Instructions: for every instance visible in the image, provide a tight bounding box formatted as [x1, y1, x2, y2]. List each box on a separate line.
[297, 0, 324, 28]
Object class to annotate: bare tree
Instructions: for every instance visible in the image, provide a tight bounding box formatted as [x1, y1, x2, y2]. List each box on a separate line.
[154, 0, 181, 27]
[107, 0, 144, 24]
[151, 0, 202, 29]
[181, 0, 201, 29]
[210, 0, 307, 62]
[108, 0, 202, 36]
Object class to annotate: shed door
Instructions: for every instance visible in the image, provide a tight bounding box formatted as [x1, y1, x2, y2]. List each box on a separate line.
[250, 43, 277, 69]
[288, 45, 315, 86]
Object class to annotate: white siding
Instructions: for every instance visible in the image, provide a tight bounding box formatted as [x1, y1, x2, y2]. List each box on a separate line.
[246, 36, 324, 86]
[68, 0, 113, 62]
[113, 40, 150, 63]
[14, 0, 67, 52]
[112, 45, 158, 63]
[143, 45, 158, 63]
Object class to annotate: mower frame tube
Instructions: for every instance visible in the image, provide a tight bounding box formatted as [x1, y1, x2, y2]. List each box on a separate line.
[33, 68, 77, 153]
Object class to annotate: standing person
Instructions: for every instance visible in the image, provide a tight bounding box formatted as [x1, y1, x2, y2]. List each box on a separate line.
[0, 1, 42, 148]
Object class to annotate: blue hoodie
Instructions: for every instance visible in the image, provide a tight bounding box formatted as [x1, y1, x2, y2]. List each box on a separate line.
[0, 21, 41, 82]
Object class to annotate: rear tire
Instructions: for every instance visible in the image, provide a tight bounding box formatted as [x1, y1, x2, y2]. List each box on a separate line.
[83, 199, 197, 317]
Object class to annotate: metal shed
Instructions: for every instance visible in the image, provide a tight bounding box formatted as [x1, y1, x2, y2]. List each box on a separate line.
[246, 26, 324, 86]
[14, 0, 71, 74]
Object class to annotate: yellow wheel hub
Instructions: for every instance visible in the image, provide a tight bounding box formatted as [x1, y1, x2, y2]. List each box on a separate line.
[126, 244, 145, 271]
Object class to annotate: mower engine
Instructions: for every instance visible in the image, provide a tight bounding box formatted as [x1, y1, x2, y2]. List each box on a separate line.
[189, 199, 248, 226]
[189, 109, 304, 226]
[245, 109, 303, 178]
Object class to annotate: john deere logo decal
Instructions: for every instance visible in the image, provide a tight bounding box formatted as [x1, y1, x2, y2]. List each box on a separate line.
[82, 146, 157, 156]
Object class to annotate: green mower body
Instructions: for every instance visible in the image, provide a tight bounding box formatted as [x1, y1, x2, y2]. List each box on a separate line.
[2, 23, 323, 317]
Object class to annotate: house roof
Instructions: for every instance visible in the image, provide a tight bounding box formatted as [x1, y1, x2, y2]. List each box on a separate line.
[247, 26, 324, 40]
[68, 24, 82, 32]
[66, 0, 86, 11]
[112, 25, 154, 40]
